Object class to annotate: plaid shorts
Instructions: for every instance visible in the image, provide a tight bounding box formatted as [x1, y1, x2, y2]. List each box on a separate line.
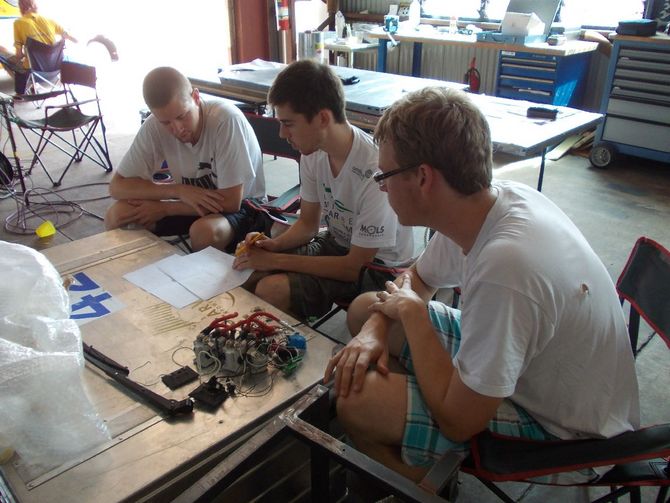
[398, 301, 557, 467]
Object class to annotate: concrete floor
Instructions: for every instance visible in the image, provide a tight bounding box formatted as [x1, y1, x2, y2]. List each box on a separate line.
[0, 67, 669, 502]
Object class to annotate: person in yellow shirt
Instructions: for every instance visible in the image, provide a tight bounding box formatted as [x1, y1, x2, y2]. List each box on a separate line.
[10, 0, 77, 93]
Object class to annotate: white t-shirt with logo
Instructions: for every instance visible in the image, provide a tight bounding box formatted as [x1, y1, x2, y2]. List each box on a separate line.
[299, 126, 413, 265]
[117, 100, 265, 200]
[416, 180, 640, 439]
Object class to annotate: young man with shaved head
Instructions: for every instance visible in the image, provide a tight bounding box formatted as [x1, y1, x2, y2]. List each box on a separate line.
[106, 66, 267, 252]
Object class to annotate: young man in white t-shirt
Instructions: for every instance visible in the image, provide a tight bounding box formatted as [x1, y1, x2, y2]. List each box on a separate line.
[324, 87, 640, 481]
[105, 66, 267, 252]
[233, 60, 413, 320]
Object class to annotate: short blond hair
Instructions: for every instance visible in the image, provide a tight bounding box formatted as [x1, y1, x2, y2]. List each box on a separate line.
[142, 67, 192, 110]
[375, 87, 492, 195]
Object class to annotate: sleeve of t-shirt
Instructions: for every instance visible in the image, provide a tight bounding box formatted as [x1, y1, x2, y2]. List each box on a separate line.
[13, 21, 25, 47]
[211, 105, 258, 190]
[454, 280, 550, 398]
[350, 180, 399, 249]
[116, 118, 161, 180]
[416, 232, 462, 289]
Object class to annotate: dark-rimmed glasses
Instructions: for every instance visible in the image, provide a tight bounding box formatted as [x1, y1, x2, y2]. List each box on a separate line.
[372, 164, 419, 187]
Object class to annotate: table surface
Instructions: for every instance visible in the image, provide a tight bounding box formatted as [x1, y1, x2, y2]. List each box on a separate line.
[367, 28, 598, 56]
[191, 63, 466, 129]
[325, 40, 379, 52]
[0, 230, 338, 502]
[190, 62, 601, 157]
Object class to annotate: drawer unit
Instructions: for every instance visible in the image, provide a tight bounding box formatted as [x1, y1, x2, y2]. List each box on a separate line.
[495, 50, 591, 107]
[591, 35, 670, 168]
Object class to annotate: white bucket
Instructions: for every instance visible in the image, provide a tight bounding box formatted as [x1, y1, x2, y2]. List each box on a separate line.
[298, 31, 326, 63]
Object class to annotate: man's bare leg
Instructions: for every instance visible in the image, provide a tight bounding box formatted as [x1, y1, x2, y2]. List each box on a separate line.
[336, 370, 429, 482]
[254, 273, 292, 312]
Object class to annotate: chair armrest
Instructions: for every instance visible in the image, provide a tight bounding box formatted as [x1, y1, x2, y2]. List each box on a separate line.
[14, 89, 67, 103]
[462, 425, 670, 482]
[44, 97, 100, 113]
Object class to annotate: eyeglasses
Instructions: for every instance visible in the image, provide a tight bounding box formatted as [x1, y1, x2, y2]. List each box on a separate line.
[372, 164, 419, 187]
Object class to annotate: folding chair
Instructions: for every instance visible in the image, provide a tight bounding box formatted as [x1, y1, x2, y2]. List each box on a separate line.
[8, 60, 113, 187]
[23, 37, 65, 96]
[616, 236, 670, 357]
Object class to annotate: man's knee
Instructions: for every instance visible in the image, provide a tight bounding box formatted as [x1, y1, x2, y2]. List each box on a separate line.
[189, 216, 233, 251]
[346, 291, 378, 335]
[255, 274, 291, 309]
[104, 202, 124, 230]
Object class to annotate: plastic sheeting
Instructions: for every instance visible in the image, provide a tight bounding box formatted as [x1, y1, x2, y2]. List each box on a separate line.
[0, 241, 110, 473]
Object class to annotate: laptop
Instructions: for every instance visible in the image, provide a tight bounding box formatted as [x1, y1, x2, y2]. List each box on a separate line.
[505, 0, 562, 37]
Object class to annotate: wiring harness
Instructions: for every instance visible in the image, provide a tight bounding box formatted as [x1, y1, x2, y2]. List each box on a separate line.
[193, 310, 307, 378]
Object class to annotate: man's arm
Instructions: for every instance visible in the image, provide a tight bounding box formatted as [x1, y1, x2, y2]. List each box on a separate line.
[109, 173, 238, 215]
[237, 200, 379, 282]
[371, 274, 503, 442]
[325, 265, 436, 396]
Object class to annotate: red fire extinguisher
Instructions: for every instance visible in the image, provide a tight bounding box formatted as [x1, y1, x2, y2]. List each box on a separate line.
[463, 57, 481, 93]
[276, 0, 290, 31]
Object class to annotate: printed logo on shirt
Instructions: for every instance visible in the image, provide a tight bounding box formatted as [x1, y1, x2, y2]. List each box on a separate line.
[182, 161, 218, 188]
[352, 166, 374, 180]
[359, 224, 385, 237]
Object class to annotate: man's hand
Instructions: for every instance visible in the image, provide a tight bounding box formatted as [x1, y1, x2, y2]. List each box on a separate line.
[232, 232, 282, 271]
[177, 185, 227, 215]
[370, 274, 425, 323]
[116, 199, 165, 228]
[324, 327, 390, 398]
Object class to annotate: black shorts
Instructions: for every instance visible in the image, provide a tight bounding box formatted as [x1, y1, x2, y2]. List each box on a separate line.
[153, 205, 274, 254]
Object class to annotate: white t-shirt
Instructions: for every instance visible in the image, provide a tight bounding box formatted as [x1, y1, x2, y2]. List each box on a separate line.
[299, 126, 414, 266]
[118, 100, 265, 200]
[416, 180, 640, 439]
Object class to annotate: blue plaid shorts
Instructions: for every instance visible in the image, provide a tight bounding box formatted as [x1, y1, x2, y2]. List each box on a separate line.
[398, 301, 557, 467]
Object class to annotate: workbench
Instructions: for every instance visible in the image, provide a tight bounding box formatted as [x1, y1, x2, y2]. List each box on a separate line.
[0, 230, 337, 502]
[190, 63, 602, 191]
[366, 29, 598, 107]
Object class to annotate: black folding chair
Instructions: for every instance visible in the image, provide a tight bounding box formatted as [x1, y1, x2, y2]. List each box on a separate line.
[23, 37, 65, 96]
[8, 60, 112, 187]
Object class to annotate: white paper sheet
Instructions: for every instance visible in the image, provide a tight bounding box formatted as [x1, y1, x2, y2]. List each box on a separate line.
[157, 247, 253, 301]
[124, 255, 200, 309]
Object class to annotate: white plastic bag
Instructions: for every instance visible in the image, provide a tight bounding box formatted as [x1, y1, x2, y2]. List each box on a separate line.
[0, 241, 111, 472]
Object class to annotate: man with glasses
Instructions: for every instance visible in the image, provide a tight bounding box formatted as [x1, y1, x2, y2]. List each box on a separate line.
[325, 87, 639, 481]
[105, 66, 268, 252]
[233, 60, 413, 321]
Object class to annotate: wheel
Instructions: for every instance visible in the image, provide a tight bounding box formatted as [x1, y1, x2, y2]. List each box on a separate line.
[590, 142, 617, 169]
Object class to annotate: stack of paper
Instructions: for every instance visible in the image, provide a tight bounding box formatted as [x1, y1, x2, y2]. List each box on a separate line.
[124, 247, 253, 309]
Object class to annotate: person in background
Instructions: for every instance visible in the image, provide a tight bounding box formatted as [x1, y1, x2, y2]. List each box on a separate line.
[10, 0, 77, 94]
[233, 60, 414, 321]
[105, 66, 268, 252]
[326, 86, 639, 481]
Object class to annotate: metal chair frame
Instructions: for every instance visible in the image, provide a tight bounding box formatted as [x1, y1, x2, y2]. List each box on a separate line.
[9, 60, 112, 187]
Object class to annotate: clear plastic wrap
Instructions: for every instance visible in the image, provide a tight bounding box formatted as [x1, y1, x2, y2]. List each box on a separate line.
[0, 241, 111, 472]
